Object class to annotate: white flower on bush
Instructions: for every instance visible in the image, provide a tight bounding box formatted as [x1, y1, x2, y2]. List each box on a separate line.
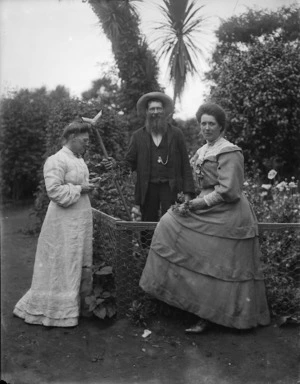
[289, 181, 297, 188]
[243, 181, 249, 186]
[276, 181, 287, 191]
[261, 184, 272, 190]
[268, 169, 277, 180]
[260, 191, 268, 197]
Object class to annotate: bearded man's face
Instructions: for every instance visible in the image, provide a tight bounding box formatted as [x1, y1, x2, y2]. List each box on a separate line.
[145, 100, 167, 134]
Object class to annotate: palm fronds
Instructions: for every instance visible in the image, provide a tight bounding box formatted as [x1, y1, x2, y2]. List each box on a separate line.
[151, 0, 209, 103]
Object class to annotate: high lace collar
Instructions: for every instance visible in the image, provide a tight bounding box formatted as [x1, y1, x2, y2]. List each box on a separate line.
[206, 135, 223, 147]
[62, 146, 82, 158]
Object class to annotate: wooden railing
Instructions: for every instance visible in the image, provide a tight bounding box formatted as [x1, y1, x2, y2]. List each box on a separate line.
[257, 222, 300, 231]
[92, 209, 300, 231]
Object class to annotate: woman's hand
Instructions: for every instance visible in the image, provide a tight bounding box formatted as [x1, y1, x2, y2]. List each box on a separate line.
[172, 197, 207, 216]
[81, 183, 96, 194]
[189, 198, 207, 210]
[172, 201, 190, 216]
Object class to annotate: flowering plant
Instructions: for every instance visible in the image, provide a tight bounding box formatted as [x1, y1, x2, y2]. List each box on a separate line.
[243, 170, 299, 323]
[243, 170, 299, 223]
[267, 169, 278, 180]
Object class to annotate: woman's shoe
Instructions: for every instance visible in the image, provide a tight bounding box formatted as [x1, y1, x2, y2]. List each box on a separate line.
[185, 319, 209, 334]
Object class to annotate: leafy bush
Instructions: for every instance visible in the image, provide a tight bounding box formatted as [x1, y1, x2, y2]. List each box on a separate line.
[85, 263, 117, 320]
[0, 86, 71, 201]
[0, 88, 49, 200]
[207, 5, 300, 179]
[259, 230, 299, 322]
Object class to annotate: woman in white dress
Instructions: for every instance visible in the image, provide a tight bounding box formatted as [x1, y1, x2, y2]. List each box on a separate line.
[13, 120, 96, 327]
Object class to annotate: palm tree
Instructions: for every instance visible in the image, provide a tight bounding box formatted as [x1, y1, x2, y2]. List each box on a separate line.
[88, 0, 162, 120]
[152, 0, 208, 105]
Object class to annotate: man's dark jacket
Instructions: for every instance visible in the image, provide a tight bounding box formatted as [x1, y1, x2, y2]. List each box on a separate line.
[124, 124, 195, 206]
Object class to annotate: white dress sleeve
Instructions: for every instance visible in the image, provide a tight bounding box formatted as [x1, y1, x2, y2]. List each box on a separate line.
[44, 155, 82, 207]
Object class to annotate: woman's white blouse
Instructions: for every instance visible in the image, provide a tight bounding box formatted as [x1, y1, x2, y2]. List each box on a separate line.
[44, 146, 89, 207]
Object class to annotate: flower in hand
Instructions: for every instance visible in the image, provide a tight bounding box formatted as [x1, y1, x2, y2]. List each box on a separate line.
[171, 201, 191, 217]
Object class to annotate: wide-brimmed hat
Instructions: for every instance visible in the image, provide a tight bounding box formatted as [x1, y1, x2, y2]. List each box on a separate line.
[136, 92, 174, 116]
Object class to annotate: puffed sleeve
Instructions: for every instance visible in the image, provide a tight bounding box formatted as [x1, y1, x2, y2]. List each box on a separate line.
[44, 155, 82, 207]
[214, 150, 244, 202]
[204, 150, 244, 206]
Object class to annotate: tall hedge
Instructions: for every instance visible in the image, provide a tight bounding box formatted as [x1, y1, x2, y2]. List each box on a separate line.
[0, 86, 72, 201]
[208, 38, 300, 179]
[206, 6, 300, 180]
[0, 88, 50, 200]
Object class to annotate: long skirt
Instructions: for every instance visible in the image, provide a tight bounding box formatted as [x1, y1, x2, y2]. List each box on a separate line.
[140, 209, 270, 329]
[13, 195, 93, 327]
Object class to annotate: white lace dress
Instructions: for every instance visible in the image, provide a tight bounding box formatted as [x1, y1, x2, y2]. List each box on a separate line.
[13, 146, 93, 327]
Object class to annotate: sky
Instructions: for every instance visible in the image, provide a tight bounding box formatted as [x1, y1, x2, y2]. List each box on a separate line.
[0, 0, 298, 119]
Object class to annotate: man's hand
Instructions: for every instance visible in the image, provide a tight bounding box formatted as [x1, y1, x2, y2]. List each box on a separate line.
[101, 157, 116, 171]
[131, 205, 142, 221]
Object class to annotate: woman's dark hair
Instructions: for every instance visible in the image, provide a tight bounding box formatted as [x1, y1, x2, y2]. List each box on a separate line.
[62, 120, 91, 143]
[196, 103, 226, 132]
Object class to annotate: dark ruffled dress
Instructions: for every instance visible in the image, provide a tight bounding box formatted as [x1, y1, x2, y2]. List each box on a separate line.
[140, 138, 270, 329]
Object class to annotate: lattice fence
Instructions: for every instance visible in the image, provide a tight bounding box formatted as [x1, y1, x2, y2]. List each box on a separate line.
[92, 209, 157, 317]
[92, 208, 300, 320]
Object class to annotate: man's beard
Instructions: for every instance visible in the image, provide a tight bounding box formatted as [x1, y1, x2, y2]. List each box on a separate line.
[145, 115, 168, 134]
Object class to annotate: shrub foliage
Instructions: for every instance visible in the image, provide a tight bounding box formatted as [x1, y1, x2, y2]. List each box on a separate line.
[1, 88, 49, 199]
[206, 5, 300, 179]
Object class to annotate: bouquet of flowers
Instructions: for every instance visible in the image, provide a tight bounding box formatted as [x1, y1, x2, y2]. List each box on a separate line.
[171, 201, 191, 217]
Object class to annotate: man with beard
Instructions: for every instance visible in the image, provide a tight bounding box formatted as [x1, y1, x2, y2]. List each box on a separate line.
[103, 92, 195, 226]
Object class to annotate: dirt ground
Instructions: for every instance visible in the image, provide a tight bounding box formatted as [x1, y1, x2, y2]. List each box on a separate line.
[1, 202, 299, 384]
